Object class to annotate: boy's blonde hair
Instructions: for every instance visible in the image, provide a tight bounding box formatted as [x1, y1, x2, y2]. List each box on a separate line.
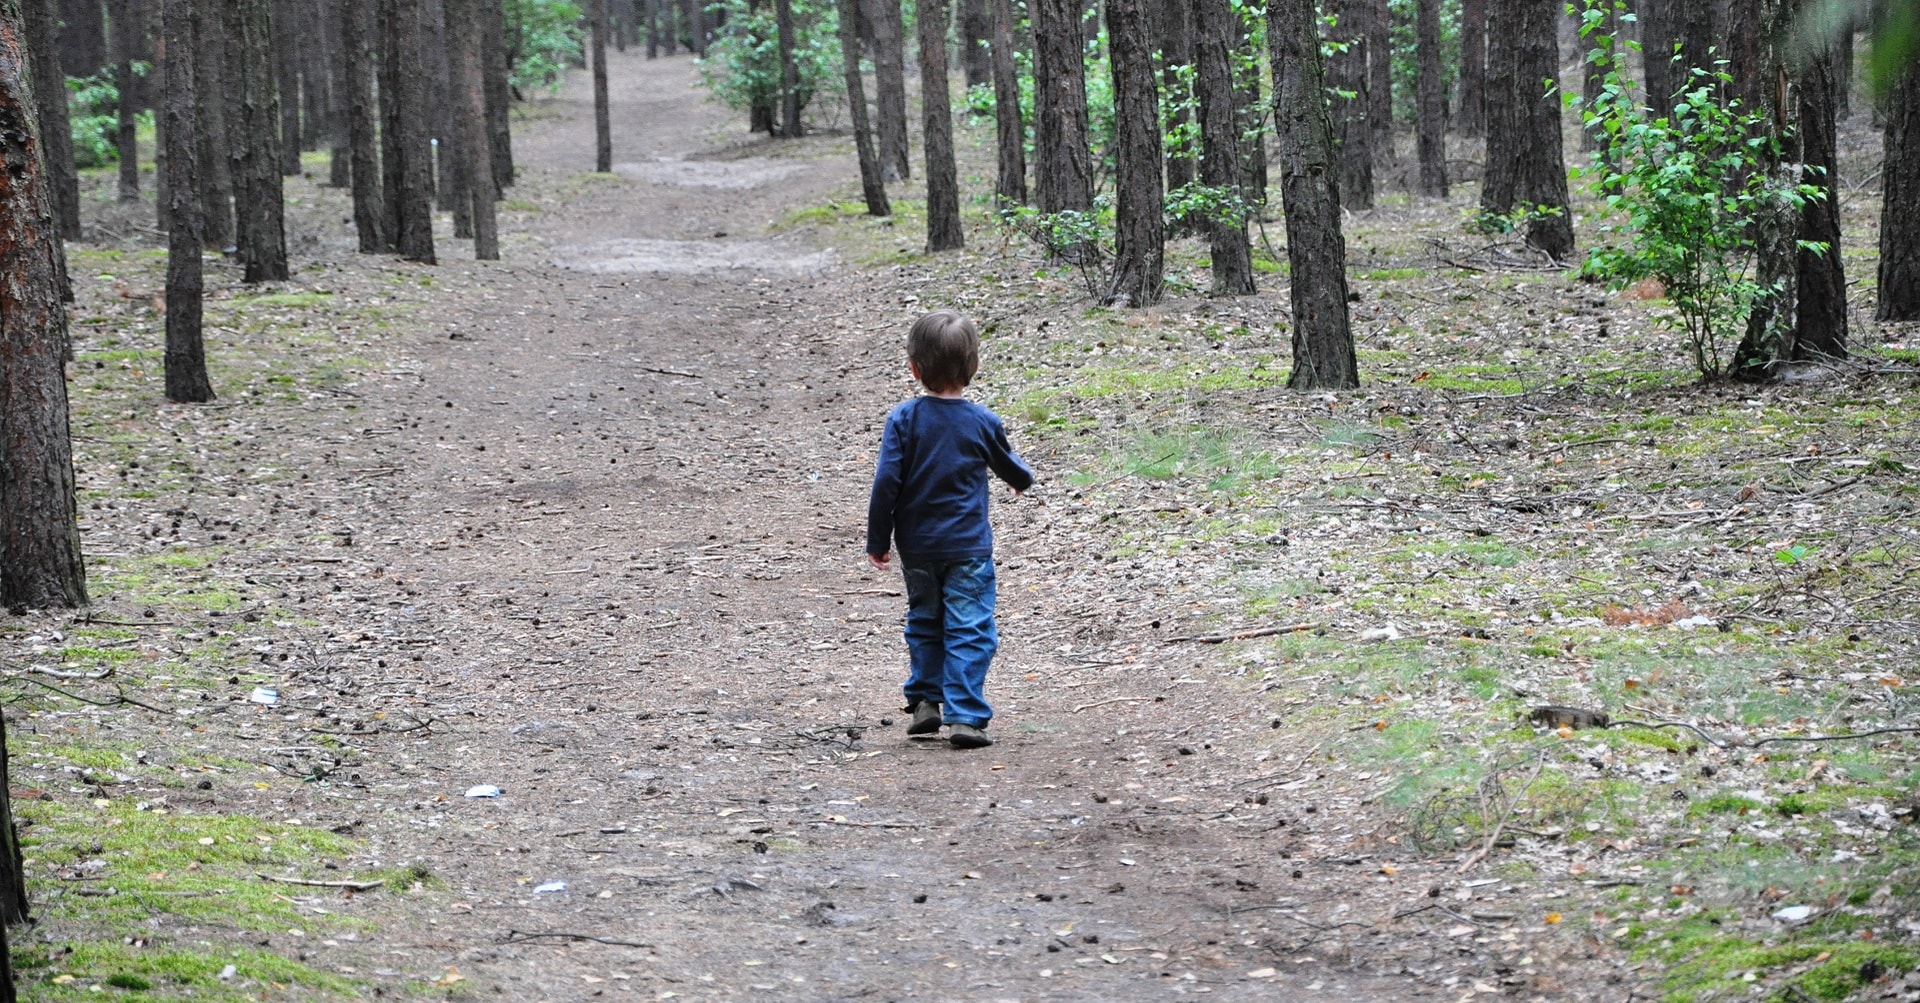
[908, 311, 980, 392]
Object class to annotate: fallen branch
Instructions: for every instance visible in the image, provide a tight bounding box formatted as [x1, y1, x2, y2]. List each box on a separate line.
[1164, 623, 1315, 644]
[1072, 695, 1157, 712]
[504, 930, 654, 949]
[5, 676, 170, 715]
[640, 366, 701, 379]
[819, 817, 920, 829]
[255, 873, 386, 891]
[1457, 754, 1546, 875]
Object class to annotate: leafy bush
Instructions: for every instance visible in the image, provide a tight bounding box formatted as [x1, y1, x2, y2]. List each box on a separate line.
[1570, 1, 1825, 379]
[504, 0, 584, 96]
[66, 70, 133, 169]
[696, 0, 842, 124]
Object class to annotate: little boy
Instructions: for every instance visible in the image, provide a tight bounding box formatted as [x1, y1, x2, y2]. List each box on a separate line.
[866, 311, 1035, 750]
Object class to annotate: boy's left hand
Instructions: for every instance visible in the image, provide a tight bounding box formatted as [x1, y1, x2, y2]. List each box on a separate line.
[867, 551, 891, 571]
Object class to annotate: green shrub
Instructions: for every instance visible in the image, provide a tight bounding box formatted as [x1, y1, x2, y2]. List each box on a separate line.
[695, 0, 842, 124]
[505, 0, 584, 96]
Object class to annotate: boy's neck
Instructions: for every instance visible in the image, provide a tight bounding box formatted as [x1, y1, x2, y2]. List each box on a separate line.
[923, 387, 966, 400]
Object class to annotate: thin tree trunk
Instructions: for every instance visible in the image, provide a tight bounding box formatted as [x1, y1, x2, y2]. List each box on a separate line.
[989, 0, 1024, 206]
[444, 0, 472, 237]
[960, 0, 989, 87]
[227, 0, 289, 281]
[1270, 0, 1356, 389]
[421, 0, 454, 210]
[1195, 0, 1253, 294]
[646, 0, 659, 55]
[274, 0, 303, 175]
[1414, 0, 1446, 196]
[25, 0, 81, 240]
[162, 0, 213, 402]
[919, 0, 964, 250]
[1105, 0, 1162, 307]
[1791, 40, 1845, 359]
[447, 0, 496, 258]
[344, 0, 387, 250]
[379, 0, 402, 242]
[592, 0, 612, 168]
[1368, 0, 1393, 166]
[115, 0, 141, 198]
[1481, 0, 1570, 259]
[1032, 0, 1094, 214]
[689, 0, 706, 55]
[867, 0, 909, 179]
[1, 0, 91, 616]
[389, 0, 435, 261]
[838, 0, 890, 215]
[1327, 0, 1372, 210]
[1232, 3, 1267, 206]
[1160, 0, 1195, 195]
[1833, 14, 1850, 119]
[775, 0, 801, 136]
[610, 0, 626, 50]
[196, 0, 233, 251]
[1879, 54, 1920, 320]
[1458, 0, 1485, 137]
[482, 0, 513, 188]
[325, 0, 352, 186]
[1639, 0, 1674, 118]
[1731, 0, 1799, 380]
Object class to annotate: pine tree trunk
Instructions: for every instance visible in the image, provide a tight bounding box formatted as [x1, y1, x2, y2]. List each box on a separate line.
[688, 0, 706, 55]
[58, 0, 109, 73]
[1833, 15, 1850, 119]
[0, 704, 24, 977]
[591, 0, 611, 167]
[1481, 0, 1571, 260]
[960, 0, 989, 87]
[481, 0, 513, 189]
[1791, 40, 1844, 359]
[378, 0, 402, 241]
[227, 0, 289, 281]
[196, 0, 233, 251]
[1731, 0, 1800, 380]
[1639, 0, 1674, 118]
[25, 0, 82, 240]
[918, 0, 964, 251]
[1368, 0, 1394, 166]
[274, 0, 303, 175]
[1, 0, 91, 614]
[1032, 0, 1094, 214]
[344, 0, 388, 250]
[325, 0, 352, 187]
[837, 0, 889, 215]
[1233, 3, 1267, 207]
[1674, 0, 1718, 92]
[1104, 0, 1162, 307]
[775, 0, 801, 136]
[1414, 0, 1446, 197]
[162, 0, 214, 402]
[448, 0, 496, 258]
[1327, 0, 1372, 210]
[1159, 0, 1194, 196]
[115, 0, 141, 198]
[989, 0, 1024, 205]
[646, 0, 659, 55]
[1458, 0, 1485, 137]
[866, 0, 908, 179]
[1270, 0, 1357, 389]
[1195, 0, 1253, 294]
[1879, 56, 1920, 320]
[422, 0, 455, 211]
[389, 0, 436, 261]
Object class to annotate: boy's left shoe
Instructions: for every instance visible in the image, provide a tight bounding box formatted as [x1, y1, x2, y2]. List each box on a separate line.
[907, 701, 943, 736]
[948, 723, 993, 749]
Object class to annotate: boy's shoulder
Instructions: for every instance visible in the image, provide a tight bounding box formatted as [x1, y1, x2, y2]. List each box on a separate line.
[887, 395, 1001, 424]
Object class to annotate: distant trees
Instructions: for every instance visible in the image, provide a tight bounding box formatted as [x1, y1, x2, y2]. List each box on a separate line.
[917, 0, 962, 250]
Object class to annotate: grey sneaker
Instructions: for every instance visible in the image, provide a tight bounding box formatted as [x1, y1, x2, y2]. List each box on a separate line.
[907, 701, 943, 736]
[949, 723, 993, 749]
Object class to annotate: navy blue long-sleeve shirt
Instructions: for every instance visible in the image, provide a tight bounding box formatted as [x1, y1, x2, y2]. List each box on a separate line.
[866, 396, 1036, 562]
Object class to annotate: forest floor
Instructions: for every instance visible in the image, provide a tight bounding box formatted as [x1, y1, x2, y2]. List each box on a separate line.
[6, 49, 1920, 1003]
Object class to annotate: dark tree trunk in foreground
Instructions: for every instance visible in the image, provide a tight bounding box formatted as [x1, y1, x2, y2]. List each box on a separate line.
[1327, 0, 1372, 210]
[25, 0, 81, 240]
[0, 700, 26, 943]
[448, 0, 497, 258]
[989, 0, 1025, 205]
[1270, 0, 1357, 389]
[1481, 0, 1571, 260]
[775, 0, 801, 136]
[836, 0, 889, 215]
[274, 0, 302, 175]
[115, 0, 141, 199]
[1032, 0, 1094, 214]
[1, 0, 90, 615]
[1368, 0, 1394, 166]
[1459, 0, 1485, 137]
[344, 0, 387, 250]
[1195, 0, 1253, 294]
[1879, 56, 1920, 320]
[592, 0, 612, 169]
[1105, 0, 1162, 307]
[163, 0, 214, 402]
[1160, 0, 1195, 196]
[482, 0, 513, 189]
[1414, 0, 1446, 196]
[918, 0, 963, 251]
[1791, 41, 1845, 359]
[866, 0, 909, 179]
[228, 0, 289, 281]
[387, 0, 435, 262]
[1639, 0, 1675, 118]
[378, 0, 402, 243]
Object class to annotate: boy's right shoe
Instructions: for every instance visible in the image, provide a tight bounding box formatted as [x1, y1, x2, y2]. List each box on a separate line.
[907, 701, 943, 736]
[948, 723, 993, 749]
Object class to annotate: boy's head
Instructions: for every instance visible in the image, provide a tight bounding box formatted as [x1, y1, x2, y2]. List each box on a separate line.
[907, 311, 980, 393]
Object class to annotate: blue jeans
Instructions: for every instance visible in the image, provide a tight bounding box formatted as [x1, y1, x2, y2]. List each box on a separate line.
[900, 557, 998, 729]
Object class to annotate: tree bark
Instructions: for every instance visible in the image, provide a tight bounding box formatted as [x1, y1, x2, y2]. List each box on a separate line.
[960, 0, 989, 87]
[1639, 0, 1675, 118]
[1368, 0, 1393, 166]
[1032, 0, 1094, 214]
[1458, 0, 1485, 137]
[1159, 0, 1194, 196]
[1414, 0, 1446, 196]
[837, 0, 889, 215]
[1481, 0, 1571, 260]
[1327, 0, 1372, 209]
[1195, 0, 1253, 294]
[918, 0, 963, 251]
[775, 0, 801, 136]
[0, 698, 25, 956]
[378, 0, 401, 242]
[688, 0, 706, 55]
[989, 0, 1024, 205]
[448, 0, 496, 258]
[1730, 0, 1800, 380]
[162, 0, 213, 402]
[1878, 54, 1920, 320]
[195, 0, 233, 250]
[646, 0, 659, 55]
[1270, 0, 1357, 389]
[226, 0, 289, 281]
[115, 0, 140, 198]
[1791, 39, 1844, 358]
[343, 0, 387, 250]
[1105, 0, 1162, 307]
[324, 0, 352, 186]
[58, 0, 108, 73]
[866, 0, 908, 179]
[1, 0, 91, 614]
[1673, 0, 1718, 93]
[387, 0, 435, 262]
[274, 0, 303, 175]
[590, 0, 611, 166]
[25, 0, 81, 240]
[481, 0, 512, 189]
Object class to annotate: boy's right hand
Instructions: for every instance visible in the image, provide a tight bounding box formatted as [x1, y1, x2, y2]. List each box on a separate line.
[867, 551, 891, 571]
